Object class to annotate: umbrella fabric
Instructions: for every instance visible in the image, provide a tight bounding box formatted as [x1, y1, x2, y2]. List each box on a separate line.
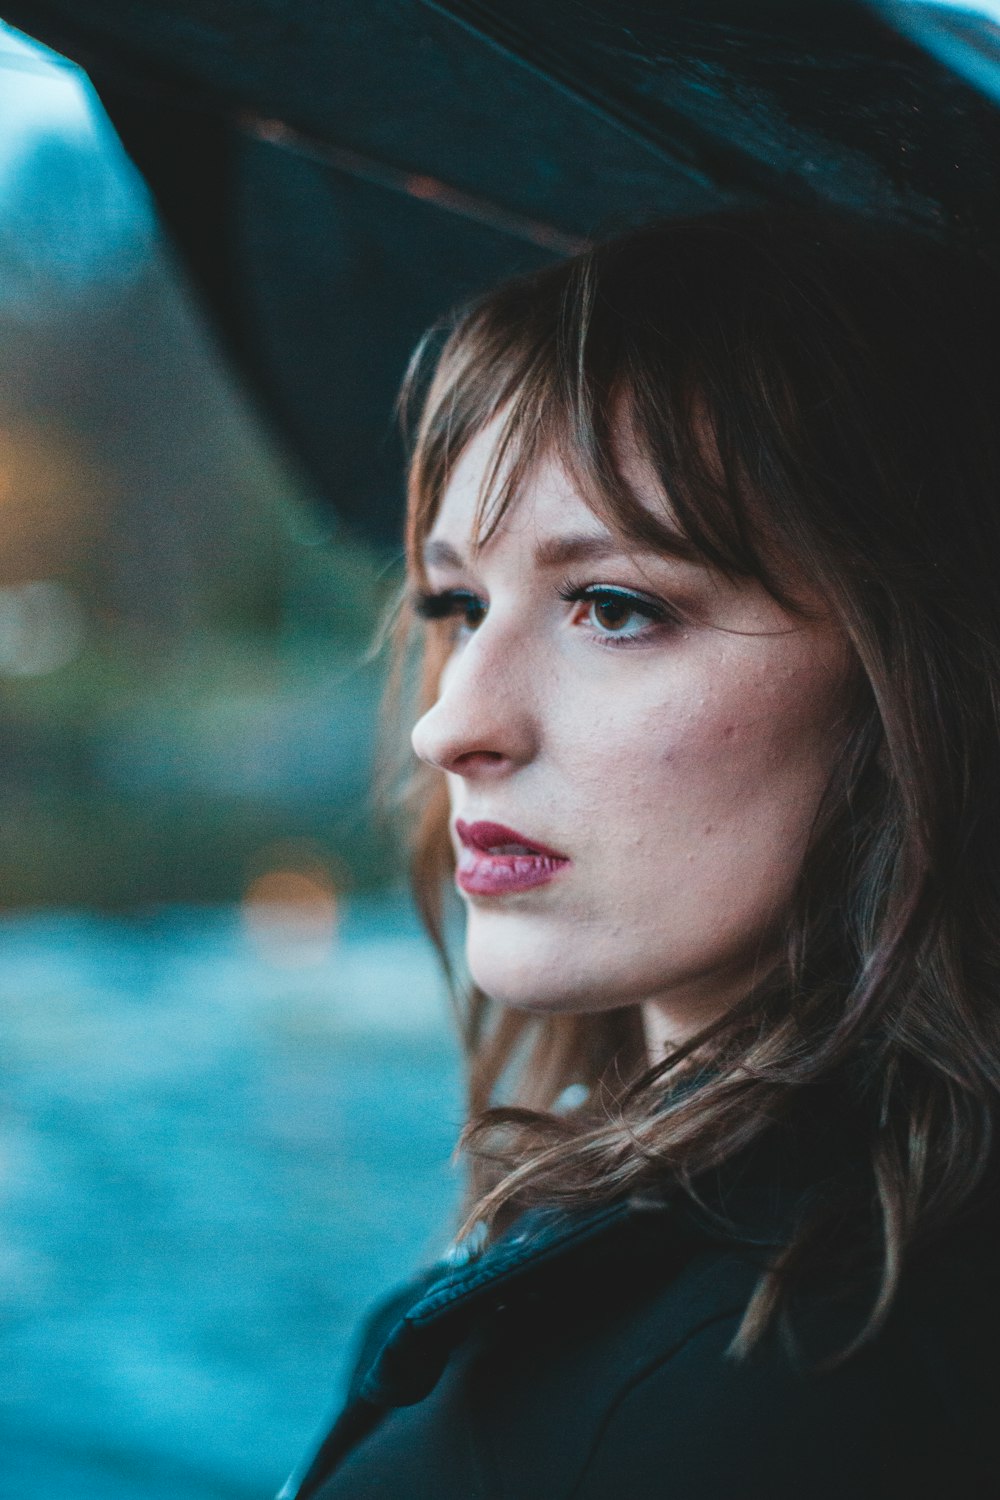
[1, 0, 999, 542]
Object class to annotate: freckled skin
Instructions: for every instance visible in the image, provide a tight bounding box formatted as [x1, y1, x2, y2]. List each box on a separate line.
[411, 424, 852, 1053]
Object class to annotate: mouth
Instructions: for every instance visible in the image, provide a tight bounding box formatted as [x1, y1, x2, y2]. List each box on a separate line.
[453, 819, 571, 896]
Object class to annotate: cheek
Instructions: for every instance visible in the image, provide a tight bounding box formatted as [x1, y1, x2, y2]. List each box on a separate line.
[559, 649, 846, 837]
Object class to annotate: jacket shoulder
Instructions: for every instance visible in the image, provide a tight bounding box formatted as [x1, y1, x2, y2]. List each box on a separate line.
[570, 1248, 1000, 1500]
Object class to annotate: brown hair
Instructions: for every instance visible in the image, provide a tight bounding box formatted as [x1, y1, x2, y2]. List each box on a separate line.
[395, 211, 1000, 1357]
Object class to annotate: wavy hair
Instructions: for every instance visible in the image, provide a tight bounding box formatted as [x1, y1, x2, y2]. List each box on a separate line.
[393, 211, 1000, 1357]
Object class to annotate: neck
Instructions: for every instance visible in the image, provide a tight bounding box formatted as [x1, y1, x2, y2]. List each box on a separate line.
[640, 949, 781, 1065]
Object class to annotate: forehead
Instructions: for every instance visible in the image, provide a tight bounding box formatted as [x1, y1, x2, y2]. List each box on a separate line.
[427, 418, 673, 559]
[434, 430, 587, 544]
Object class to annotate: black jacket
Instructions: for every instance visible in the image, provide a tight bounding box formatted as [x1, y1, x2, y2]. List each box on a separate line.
[282, 1125, 1000, 1500]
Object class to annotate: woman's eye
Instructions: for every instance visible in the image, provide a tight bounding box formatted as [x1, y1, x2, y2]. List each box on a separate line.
[561, 585, 673, 644]
[590, 594, 645, 634]
[414, 588, 487, 634]
[414, 583, 675, 647]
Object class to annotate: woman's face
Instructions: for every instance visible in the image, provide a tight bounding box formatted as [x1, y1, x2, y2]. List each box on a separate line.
[411, 422, 852, 1046]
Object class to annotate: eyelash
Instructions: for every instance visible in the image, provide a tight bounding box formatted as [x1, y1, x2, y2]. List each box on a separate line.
[413, 588, 487, 631]
[413, 583, 679, 648]
[559, 582, 680, 646]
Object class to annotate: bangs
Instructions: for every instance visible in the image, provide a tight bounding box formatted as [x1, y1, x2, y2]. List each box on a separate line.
[404, 226, 807, 609]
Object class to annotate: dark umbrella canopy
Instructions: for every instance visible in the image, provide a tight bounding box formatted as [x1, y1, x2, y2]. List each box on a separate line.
[2, 0, 999, 545]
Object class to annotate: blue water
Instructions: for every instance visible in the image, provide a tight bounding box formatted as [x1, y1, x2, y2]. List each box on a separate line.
[0, 899, 463, 1498]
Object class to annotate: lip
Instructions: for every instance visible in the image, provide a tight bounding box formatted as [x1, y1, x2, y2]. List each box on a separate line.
[454, 818, 571, 896]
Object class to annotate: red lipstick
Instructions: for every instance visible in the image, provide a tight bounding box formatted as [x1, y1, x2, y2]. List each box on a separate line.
[454, 819, 570, 896]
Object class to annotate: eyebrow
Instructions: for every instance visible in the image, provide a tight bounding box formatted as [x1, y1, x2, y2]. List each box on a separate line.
[423, 531, 694, 571]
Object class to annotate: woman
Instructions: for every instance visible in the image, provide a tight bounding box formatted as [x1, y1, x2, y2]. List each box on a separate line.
[284, 211, 1000, 1499]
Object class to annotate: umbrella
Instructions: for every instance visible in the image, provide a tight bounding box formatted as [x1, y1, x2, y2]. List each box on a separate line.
[1, 0, 999, 546]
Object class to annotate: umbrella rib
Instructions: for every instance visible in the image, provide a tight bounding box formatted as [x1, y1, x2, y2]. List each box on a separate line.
[239, 112, 591, 257]
[418, 0, 777, 198]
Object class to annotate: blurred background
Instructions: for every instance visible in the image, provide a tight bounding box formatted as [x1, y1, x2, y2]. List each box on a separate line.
[0, 21, 462, 1499]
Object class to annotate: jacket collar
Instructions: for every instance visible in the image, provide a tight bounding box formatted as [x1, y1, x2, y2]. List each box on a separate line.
[275, 1194, 665, 1500]
[280, 1108, 865, 1500]
[362, 1110, 836, 1394]
[278, 1192, 680, 1500]
[359, 1193, 668, 1403]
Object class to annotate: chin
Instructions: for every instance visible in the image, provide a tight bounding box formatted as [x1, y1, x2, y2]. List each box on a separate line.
[464, 907, 615, 1014]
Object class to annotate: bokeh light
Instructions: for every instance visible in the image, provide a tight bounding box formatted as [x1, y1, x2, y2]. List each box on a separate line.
[0, 578, 84, 675]
[242, 857, 340, 967]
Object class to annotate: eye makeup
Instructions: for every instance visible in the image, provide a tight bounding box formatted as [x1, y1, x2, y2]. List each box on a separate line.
[556, 581, 682, 645]
[413, 578, 686, 650]
[413, 587, 487, 631]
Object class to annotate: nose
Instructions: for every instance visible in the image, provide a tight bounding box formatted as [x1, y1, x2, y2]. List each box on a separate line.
[410, 622, 539, 778]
